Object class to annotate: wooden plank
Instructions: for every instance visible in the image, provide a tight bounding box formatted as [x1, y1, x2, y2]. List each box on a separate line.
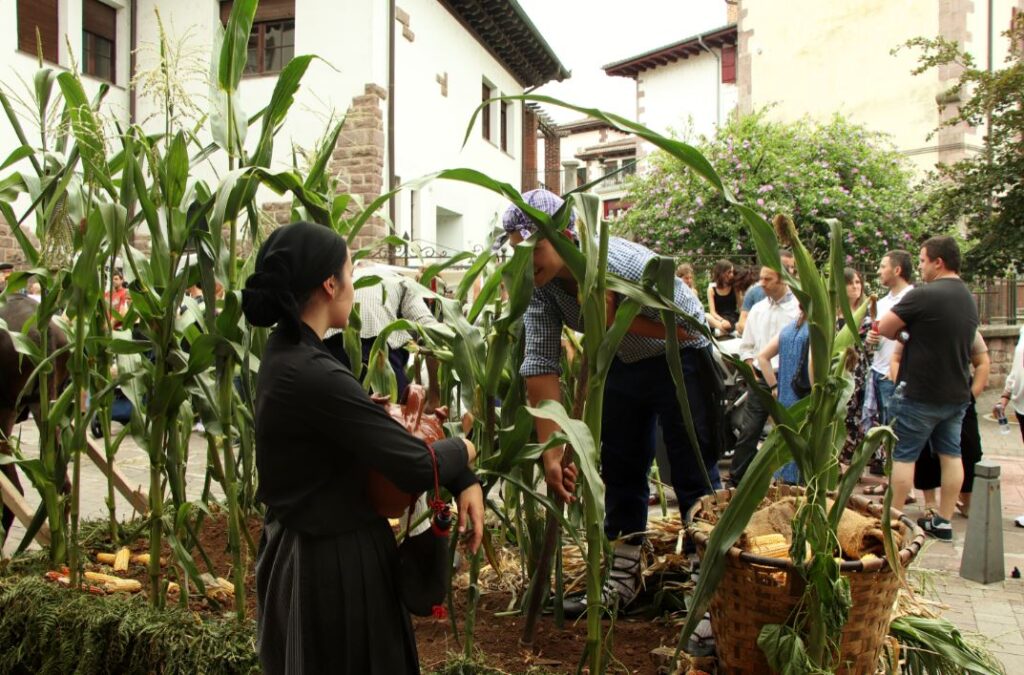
[0, 470, 51, 546]
[84, 437, 149, 514]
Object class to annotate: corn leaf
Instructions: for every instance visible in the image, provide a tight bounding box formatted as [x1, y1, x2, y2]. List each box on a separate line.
[252, 55, 318, 168]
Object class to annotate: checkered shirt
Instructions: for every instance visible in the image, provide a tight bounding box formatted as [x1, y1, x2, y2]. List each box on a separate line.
[520, 237, 710, 377]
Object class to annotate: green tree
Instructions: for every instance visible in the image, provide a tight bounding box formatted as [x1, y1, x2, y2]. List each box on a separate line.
[899, 16, 1024, 278]
[617, 111, 933, 267]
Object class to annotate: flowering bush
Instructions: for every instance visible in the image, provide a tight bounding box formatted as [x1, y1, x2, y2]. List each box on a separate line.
[617, 111, 937, 266]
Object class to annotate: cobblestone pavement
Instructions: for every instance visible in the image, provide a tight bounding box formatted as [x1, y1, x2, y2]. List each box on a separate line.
[3, 389, 1024, 671]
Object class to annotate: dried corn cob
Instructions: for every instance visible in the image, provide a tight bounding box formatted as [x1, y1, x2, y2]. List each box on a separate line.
[745, 534, 790, 559]
[83, 571, 142, 593]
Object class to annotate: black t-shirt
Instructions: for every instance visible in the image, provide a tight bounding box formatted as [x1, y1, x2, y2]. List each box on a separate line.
[892, 277, 978, 404]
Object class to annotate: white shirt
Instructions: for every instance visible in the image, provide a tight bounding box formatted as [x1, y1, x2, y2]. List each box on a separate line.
[869, 284, 914, 375]
[325, 273, 440, 348]
[738, 291, 800, 370]
[1004, 327, 1024, 415]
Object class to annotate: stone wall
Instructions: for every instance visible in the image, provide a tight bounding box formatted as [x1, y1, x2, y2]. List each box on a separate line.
[543, 133, 561, 191]
[522, 107, 539, 192]
[982, 324, 1022, 391]
[330, 83, 388, 253]
[0, 215, 36, 268]
[259, 82, 388, 254]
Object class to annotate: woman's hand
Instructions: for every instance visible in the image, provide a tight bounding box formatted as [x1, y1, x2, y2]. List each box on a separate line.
[457, 483, 484, 553]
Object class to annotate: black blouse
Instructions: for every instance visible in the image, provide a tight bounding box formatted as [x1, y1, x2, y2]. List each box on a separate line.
[254, 323, 477, 536]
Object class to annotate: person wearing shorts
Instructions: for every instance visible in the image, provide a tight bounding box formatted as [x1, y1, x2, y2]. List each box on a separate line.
[878, 236, 978, 541]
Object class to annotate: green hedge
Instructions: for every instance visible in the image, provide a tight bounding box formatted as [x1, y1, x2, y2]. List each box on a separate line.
[0, 576, 259, 674]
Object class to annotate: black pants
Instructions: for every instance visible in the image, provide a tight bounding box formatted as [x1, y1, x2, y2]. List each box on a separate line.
[729, 374, 772, 485]
[600, 347, 720, 539]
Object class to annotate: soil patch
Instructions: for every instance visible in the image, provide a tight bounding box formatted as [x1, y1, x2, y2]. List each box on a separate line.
[414, 593, 681, 674]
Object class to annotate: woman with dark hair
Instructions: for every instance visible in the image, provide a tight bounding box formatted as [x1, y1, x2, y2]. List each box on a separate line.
[706, 259, 740, 335]
[242, 222, 483, 674]
[836, 267, 871, 463]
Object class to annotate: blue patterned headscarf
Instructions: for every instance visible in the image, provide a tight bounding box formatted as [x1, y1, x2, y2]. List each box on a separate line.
[495, 189, 577, 251]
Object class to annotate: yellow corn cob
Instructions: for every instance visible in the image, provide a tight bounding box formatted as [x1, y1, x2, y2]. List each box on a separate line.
[746, 534, 790, 558]
[167, 582, 180, 595]
[113, 547, 131, 572]
[84, 571, 142, 593]
[96, 552, 116, 564]
[131, 553, 167, 566]
[860, 553, 879, 563]
[216, 577, 235, 594]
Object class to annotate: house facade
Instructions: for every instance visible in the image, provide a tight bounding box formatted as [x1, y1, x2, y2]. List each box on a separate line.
[603, 0, 1024, 174]
[540, 118, 636, 219]
[738, 0, 1024, 171]
[603, 22, 738, 147]
[0, 0, 567, 265]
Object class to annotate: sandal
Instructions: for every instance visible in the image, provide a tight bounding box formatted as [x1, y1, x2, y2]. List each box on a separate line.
[686, 612, 716, 657]
[863, 482, 888, 496]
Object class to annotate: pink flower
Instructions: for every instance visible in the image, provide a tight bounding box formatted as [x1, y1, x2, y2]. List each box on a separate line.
[757, 198, 765, 206]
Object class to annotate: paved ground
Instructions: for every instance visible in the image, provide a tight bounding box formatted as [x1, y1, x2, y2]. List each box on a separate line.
[3, 389, 1024, 671]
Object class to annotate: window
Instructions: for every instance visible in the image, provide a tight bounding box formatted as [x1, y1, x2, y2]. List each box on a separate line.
[481, 81, 493, 141]
[721, 44, 737, 84]
[500, 101, 512, 152]
[83, 0, 116, 83]
[602, 160, 619, 176]
[220, 0, 295, 75]
[576, 166, 587, 186]
[17, 0, 59, 63]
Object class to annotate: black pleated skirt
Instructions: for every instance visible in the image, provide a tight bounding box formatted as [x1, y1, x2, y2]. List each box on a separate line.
[256, 516, 420, 674]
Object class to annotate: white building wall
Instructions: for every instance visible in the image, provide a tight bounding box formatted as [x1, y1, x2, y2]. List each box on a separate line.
[393, 0, 522, 255]
[0, 0, 130, 195]
[638, 50, 735, 141]
[133, 0, 384, 191]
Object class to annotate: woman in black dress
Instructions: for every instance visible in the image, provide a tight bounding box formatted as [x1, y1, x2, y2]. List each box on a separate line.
[706, 259, 740, 335]
[242, 222, 483, 674]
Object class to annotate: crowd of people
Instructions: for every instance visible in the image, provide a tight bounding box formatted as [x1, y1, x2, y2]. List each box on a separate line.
[4, 190, 1019, 672]
[682, 238, 995, 543]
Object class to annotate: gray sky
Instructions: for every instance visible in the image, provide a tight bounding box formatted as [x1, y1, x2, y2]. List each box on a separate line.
[516, 0, 729, 122]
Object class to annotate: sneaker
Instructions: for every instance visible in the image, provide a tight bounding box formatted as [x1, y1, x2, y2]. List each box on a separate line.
[917, 514, 953, 541]
[563, 543, 643, 617]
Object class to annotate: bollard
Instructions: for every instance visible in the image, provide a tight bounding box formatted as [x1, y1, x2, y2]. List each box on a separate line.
[960, 460, 1005, 584]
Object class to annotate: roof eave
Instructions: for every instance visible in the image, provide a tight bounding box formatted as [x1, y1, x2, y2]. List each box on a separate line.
[603, 24, 737, 79]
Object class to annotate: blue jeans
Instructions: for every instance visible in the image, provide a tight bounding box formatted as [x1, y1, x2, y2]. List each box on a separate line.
[601, 347, 720, 540]
[873, 370, 896, 425]
[892, 397, 969, 463]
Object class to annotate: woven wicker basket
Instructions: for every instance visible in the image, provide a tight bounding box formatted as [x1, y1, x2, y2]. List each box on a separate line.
[689, 485, 925, 675]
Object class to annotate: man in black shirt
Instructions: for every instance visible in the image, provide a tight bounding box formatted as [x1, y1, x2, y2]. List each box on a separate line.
[877, 236, 978, 540]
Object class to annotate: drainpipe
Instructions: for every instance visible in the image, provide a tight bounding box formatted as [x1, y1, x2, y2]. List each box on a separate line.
[697, 35, 721, 128]
[128, 0, 137, 124]
[387, 0, 397, 264]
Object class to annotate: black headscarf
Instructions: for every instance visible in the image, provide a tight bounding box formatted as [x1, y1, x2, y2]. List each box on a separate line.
[242, 221, 349, 341]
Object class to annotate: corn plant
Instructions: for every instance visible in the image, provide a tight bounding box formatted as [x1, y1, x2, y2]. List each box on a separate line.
[489, 96, 903, 671]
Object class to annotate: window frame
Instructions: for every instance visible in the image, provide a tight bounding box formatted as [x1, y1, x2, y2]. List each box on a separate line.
[220, 0, 296, 77]
[244, 19, 296, 76]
